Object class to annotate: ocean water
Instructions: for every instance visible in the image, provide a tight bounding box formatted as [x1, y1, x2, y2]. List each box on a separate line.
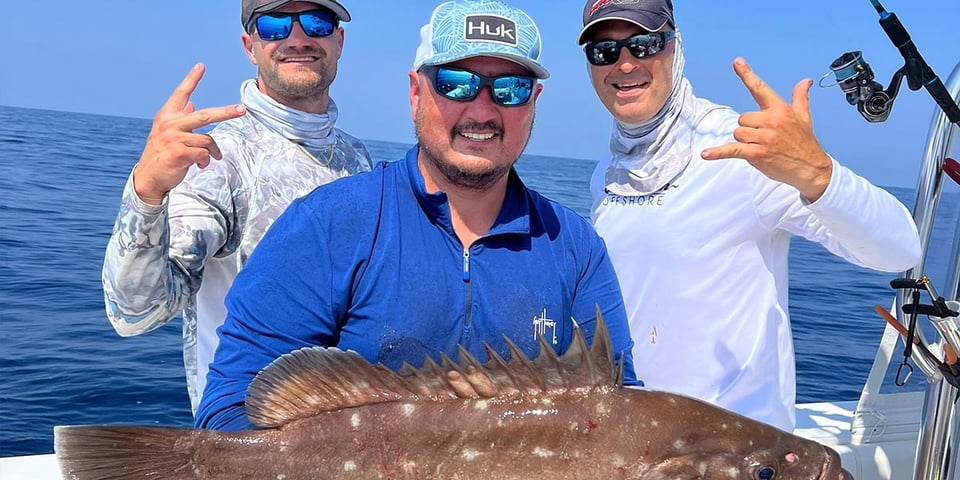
[0, 105, 955, 457]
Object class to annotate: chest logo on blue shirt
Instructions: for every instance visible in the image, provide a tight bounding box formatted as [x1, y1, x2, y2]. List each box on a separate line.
[532, 308, 558, 345]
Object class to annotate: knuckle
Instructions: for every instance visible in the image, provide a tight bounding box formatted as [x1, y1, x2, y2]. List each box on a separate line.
[193, 111, 213, 125]
[201, 134, 217, 148]
[732, 128, 748, 143]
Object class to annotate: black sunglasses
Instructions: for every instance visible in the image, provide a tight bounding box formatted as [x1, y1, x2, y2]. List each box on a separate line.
[253, 9, 338, 41]
[419, 65, 537, 107]
[584, 30, 676, 66]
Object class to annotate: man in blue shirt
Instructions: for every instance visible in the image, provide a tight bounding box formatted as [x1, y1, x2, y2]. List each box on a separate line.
[196, 0, 639, 431]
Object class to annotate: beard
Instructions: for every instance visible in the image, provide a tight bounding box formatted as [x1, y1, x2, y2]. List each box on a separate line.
[260, 47, 335, 102]
[415, 106, 533, 192]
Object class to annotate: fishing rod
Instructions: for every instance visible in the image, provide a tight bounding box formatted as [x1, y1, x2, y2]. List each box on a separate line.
[825, 0, 960, 125]
[825, 1, 960, 388]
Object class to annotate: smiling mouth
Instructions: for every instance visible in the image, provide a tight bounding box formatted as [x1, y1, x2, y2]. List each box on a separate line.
[459, 132, 497, 141]
[280, 56, 320, 63]
[614, 81, 649, 92]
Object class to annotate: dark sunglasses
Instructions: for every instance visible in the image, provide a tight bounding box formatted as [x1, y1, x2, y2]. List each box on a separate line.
[419, 65, 536, 107]
[584, 30, 676, 66]
[254, 9, 338, 41]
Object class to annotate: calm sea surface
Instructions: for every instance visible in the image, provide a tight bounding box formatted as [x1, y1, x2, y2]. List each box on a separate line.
[1, 105, 956, 457]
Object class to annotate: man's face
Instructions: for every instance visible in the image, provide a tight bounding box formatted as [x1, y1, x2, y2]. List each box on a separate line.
[587, 20, 675, 124]
[410, 56, 542, 191]
[242, 2, 344, 106]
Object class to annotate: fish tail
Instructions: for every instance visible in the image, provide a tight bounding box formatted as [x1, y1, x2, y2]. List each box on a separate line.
[55, 425, 204, 479]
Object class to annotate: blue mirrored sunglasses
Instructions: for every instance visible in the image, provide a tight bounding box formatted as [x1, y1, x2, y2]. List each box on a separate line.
[419, 65, 536, 107]
[254, 9, 338, 41]
[584, 30, 676, 66]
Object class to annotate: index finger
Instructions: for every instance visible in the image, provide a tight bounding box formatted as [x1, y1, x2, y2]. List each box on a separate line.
[159, 63, 205, 114]
[179, 104, 246, 132]
[733, 57, 783, 111]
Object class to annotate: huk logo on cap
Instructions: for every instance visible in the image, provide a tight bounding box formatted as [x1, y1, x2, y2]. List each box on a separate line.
[463, 14, 517, 46]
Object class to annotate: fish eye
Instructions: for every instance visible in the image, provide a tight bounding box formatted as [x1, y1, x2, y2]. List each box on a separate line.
[756, 466, 776, 479]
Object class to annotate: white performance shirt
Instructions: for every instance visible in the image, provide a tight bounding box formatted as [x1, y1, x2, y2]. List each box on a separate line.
[591, 103, 921, 431]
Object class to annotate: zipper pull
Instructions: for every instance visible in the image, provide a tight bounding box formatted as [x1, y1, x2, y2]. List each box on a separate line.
[462, 248, 470, 282]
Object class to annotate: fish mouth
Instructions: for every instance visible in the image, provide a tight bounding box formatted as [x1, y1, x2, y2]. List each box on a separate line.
[819, 446, 855, 480]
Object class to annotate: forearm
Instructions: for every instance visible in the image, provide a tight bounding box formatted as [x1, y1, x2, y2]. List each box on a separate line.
[102, 166, 236, 337]
[804, 159, 922, 271]
[102, 177, 197, 336]
[194, 392, 252, 431]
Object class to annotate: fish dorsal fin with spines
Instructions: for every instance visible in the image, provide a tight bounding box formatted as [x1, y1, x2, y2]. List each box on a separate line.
[246, 311, 620, 429]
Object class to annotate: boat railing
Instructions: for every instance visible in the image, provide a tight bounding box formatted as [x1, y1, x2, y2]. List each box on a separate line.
[853, 59, 960, 480]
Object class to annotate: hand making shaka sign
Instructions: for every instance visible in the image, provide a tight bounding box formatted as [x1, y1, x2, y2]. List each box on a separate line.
[701, 58, 834, 202]
[133, 63, 247, 205]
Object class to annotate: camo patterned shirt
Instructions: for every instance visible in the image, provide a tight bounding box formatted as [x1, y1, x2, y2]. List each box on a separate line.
[102, 108, 372, 413]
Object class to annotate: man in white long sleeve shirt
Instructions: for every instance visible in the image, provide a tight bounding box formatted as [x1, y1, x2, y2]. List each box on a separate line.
[577, 0, 922, 431]
[102, 0, 372, 413]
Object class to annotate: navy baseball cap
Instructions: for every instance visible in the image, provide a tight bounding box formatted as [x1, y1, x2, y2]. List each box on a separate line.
[577, 0, 675, 44]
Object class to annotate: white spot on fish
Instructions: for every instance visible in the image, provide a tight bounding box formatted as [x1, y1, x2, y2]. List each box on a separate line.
[650, 420, 660, 428]
[351, 413, 361, 428]
[403, 404, 416, 417]
[343, 461, 357, 471]
[673, 440, 686, 450]
[474, 400, 489, 411]
[402, 461, 418, 473]
[462, 449, 481, 461]
[725, 466, 740, 477]
[533, 447, 556, 458]
[276, 475, 286, 480]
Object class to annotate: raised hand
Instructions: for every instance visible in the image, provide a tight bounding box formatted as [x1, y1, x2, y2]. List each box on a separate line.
[701, 58, 834, 201]
[132, 63, 247, 205]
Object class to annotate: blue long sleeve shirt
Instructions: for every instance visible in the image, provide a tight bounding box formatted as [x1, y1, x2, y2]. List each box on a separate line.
[196, 146, 638, 431]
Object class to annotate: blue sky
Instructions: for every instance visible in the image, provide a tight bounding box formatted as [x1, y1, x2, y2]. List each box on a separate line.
[2, 0, 958, 188]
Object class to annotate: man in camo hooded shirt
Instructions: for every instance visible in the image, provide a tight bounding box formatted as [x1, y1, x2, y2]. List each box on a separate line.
[102, 0, 372, 413]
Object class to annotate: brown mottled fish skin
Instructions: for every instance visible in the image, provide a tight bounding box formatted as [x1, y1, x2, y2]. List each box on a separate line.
[55, 316, 854, 480]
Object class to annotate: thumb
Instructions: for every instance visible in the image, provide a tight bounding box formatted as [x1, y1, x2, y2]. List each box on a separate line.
[791, 79, 813, 124]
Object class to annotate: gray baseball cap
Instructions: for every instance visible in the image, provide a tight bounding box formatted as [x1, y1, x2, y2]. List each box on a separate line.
[242, 0, 350, 32]
[577, 0, 674, 45]
[413, 0, 550, 79]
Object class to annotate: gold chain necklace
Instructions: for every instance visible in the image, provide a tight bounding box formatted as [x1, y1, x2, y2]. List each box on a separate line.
[295, 142, 336, 167]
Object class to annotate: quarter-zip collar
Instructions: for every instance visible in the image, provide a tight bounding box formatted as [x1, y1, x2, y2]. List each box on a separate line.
[403, 145, 531, 241]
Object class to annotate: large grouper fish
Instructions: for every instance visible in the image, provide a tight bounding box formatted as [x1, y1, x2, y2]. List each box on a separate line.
[55, 316, 853, 479]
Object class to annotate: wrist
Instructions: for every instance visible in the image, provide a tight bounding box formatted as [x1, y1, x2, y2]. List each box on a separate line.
[131, 164, 168, 206]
